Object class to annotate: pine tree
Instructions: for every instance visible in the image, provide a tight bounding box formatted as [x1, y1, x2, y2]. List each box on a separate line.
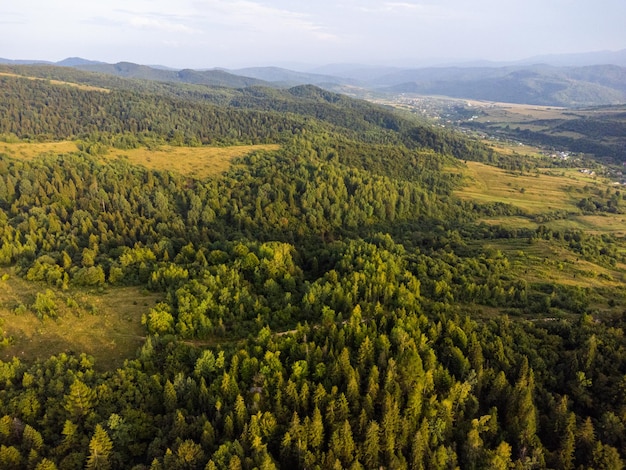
[35, 458, 58, 470]
[85, 425, 113, 470]
[362, 420, 380, 469]
[307, 407, 324, 450]
[64, 380, 96, 420]
[21, 424, 43, 452]
[164, 380, 177, 412]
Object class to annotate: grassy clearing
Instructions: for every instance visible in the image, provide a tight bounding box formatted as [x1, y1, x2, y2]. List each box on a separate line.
[0, 268, 162, 371]
[479, 214, 626, 236]
[457, 162, 626, 236]
[477, 239, 626, 311]
[0, 72, 110, 93]
[455, 161, 594, 214]
[0, 140, 280, 178]
[0, 72, 111, 93]
[106, 144, 280, 178]
[483, 141, 545, 158]
[545, 215, 626, 236]
[0, 141, 79, 159]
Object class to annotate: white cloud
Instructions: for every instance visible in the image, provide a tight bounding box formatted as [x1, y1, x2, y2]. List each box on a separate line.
[0, 10, 26, 24]
[192, 0, 337, 40]
[355, 1, 444, 16]
[128, 15, 197, 34]
[384, 2, 421, 10]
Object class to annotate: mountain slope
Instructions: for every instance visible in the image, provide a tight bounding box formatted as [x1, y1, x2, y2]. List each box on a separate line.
[74, 61, 269, 88]
[228, 66, 357, 87]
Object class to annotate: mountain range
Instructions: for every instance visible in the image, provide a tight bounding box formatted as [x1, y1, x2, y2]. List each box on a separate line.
[2, 49, 626, 106]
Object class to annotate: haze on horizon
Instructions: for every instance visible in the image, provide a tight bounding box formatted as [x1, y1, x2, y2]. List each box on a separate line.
[1, 0, 625, 70]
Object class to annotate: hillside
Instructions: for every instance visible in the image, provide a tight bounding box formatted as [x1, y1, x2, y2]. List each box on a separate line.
[0, 67, 625, 469]
[74, 62, 270, 88]
[227, 66, 352, 87]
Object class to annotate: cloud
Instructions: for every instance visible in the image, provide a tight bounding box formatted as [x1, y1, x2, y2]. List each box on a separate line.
[354, 1, 458, 19]
[128, 15, 197, 34]
[0, 10, 26, 24]
[384, 2, 422, 10]
[193, 0, 338, 40]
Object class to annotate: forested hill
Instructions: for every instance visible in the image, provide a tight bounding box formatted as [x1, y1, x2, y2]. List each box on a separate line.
[0, 66, 490, 161]
[0, 66, 625, 469]
[75, 62, 270, 88]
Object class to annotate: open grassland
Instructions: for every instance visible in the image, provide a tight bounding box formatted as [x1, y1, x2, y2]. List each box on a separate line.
[455, 162, 626, 237]
[543, 215, 626, 236]
[0, 141, 280, 178]
[454, 161, 626, 314]
[0, 71, 110, 93]
[483, 141, 545, 158]
[481, 239, 623, 289]
[0, 269, 161, 371]
[480, 214, 626, 236]
[106, 144, 280, 178]
[0, 141, 79, 159]
[455, 161, 597, 213]
[476, 239, 626, 314]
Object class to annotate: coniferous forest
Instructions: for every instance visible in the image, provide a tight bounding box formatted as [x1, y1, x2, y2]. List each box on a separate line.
[0, 66, 626, 469]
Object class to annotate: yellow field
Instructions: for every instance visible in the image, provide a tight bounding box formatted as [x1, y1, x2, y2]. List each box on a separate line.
[478, 239, 624, 292]
[107, 144, 280, 178]
[455, 162, 626, 236]
[484, 141, 544, 158]
[0, 269, 161, 371]
[0, 71, 110, 93]
[0, 141, 80, 159]
[0, 141, 280, 178]
[455, 161, 594, 214]
[479, 214, 626, 236]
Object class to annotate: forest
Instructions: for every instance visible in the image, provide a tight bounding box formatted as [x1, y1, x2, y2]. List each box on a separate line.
[0, 66, 625, 469]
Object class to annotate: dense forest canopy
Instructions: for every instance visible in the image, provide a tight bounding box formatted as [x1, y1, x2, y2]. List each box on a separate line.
[0, 65, 625, 469]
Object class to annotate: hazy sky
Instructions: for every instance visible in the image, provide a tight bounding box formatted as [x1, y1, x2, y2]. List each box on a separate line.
[1, 0, 625, 69]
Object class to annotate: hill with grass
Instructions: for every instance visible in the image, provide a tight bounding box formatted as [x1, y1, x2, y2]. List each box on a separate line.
[0, 65, 625, 469]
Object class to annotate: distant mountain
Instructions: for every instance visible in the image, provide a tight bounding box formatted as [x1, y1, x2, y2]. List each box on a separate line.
[73, 62, 269, 88]
[376, 64, 626, 106]
[56, 57, 106, 67]
[309, 64, 402, 82]
[517, 49, 626, 67]
[228, 66, 357, 87]
[0, 57, 104, 66]
[0, 58, 52, 65]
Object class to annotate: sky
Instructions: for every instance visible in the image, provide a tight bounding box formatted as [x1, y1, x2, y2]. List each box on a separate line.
[1, 0, 625, 69]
